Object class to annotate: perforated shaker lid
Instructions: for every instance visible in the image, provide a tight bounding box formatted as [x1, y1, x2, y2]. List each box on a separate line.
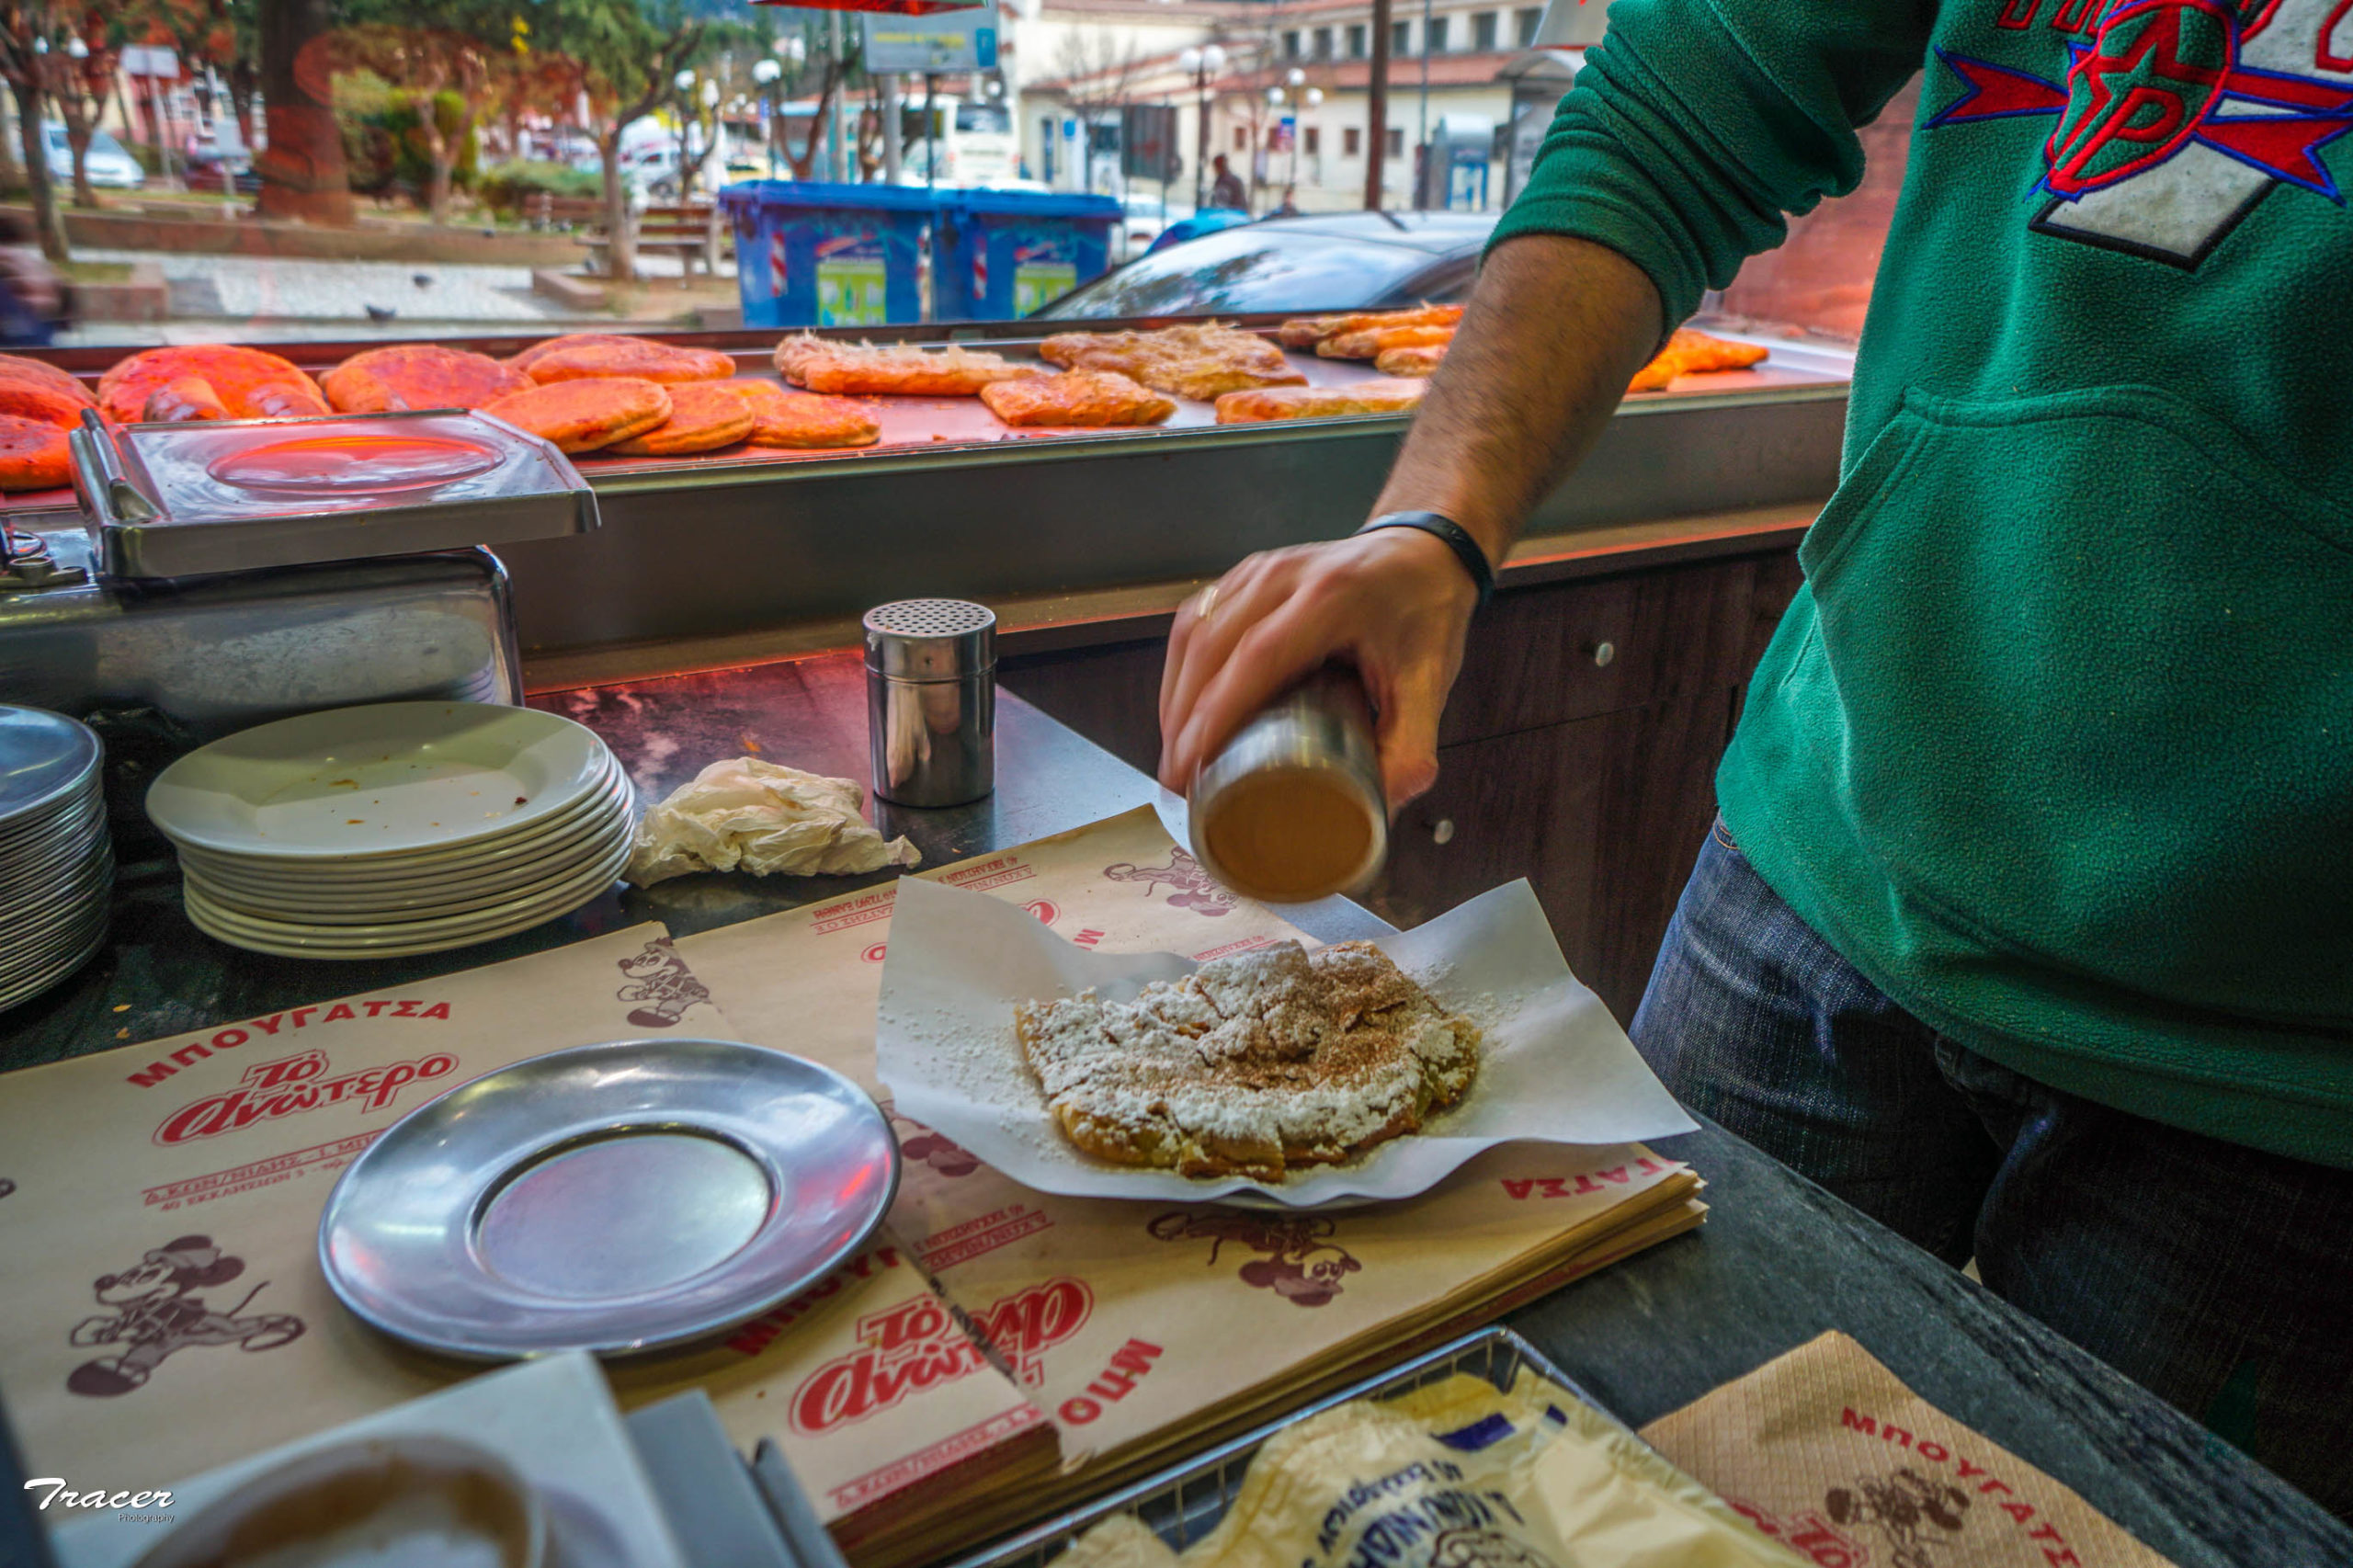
[863, 598, 997, 679]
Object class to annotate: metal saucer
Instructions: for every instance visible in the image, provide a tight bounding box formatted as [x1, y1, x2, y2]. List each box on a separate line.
[317, 1039, 900, 1360]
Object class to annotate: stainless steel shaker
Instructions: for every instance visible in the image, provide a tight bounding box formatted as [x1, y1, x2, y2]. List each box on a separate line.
[864, 598, 995, 807]
[1188, 665, 1388, 903]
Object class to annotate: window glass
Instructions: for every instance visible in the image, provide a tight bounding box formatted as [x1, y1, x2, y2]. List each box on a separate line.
[1472, 12, 1498, 50]
[1034, 223, 1484, 319]
[1392, 20, 1412, 54]
[1344, 127, 1361, 156]
[1426, 17, 1450, 52]
[1347, 24, 1368, 57]
[1516, 6, 1544, 45]
[1283, 31, 1302, 58]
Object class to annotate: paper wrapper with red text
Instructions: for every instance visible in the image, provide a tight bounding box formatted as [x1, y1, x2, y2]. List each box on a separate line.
[1640, 1333, 2177, 1568]
[0, 925, 1052, 1555]
[886, 1121, 1704, 1497]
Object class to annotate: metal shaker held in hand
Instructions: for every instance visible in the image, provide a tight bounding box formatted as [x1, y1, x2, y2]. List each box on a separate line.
[1188, 665, 1387, 903]
[865, 598, 995, 808]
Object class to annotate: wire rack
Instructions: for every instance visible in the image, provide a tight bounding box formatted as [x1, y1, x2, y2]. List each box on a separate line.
[944, 1326, 1620, 1568]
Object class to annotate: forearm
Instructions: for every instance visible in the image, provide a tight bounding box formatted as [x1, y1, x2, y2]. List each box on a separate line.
[1370, 233, 1663, 566]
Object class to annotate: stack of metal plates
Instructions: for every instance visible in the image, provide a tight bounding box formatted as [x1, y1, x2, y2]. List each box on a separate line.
[0, 707, 111, 1011]
[145, 702, 634, 960]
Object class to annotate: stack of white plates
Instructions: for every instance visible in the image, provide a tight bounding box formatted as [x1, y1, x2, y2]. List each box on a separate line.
[146, 702, 634, 960]
[0, 707, 111, 1010]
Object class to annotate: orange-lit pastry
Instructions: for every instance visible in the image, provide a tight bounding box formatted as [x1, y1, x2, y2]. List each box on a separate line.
[0, 415, 71, 490]
[0, 381, 92, 427]
[505, 333, 643, 375]
[735, 381, 881, 448]
[1038, 324, 1303, 401]
[606, 381, 758, 455]
[323, 345, 531, 413]
[791, 339, 1045, 397]
[1628, 328, 1769, 392]
[521, 336, 736, 385]
[1318, 324, 1456, 360]
[100, 346, 325, 424]
[1214, 379, 1427, 424]
[142, 378, 230, 422]
[1277, 304, 1463, 349]
[980, 369, 1176, 427]
[1375, 344, 1449, 378]
[0, 354, 90, 405]
[481, 377, 671, 453]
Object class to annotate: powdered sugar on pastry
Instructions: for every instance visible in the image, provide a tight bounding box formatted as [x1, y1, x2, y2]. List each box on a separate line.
[1015, 940, 1479, 1180]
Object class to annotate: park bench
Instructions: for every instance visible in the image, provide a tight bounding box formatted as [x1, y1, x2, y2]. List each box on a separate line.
[525, 192, 606, 232]
[576, 202, 722, 288]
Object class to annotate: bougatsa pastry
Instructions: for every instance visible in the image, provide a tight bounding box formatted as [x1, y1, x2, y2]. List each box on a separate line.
[1016, 939, 1480, 1180]
[481, 376, 671, 453]
[0, 354, 90, 405]
[1316, 324, 1456, 360]
[735, 381, 881, 449]
[979, 369, 1176, 427]
[1214, 379, 1427, 425]
[99, 346, 328, 424]
[606, 380, 758, 455]
[1038, 323, 1305, 401]
[785, 337, 1047, 397]
[0, 415, 70, 490]
[1376, 344, 1448, 377]
[0, 381, 90, 428]
[322, 345, 531, 413]
[1276, 303, 1464, 349]
[1628, 328, 1769, 392]
[520, 335, 736, 385]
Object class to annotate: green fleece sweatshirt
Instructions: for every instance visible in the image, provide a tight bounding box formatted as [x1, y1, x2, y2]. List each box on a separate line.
[1495, 0, 2353, 1166]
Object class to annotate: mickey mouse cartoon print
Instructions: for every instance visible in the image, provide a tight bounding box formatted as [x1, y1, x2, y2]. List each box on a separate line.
[1146, 1210, 1365, 1307]
[66, 1235, 303, 1397]
[614, 938, 712, 1028]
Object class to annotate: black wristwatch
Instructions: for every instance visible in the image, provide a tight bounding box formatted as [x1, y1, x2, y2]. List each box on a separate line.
[1355, 511, 1495, 608]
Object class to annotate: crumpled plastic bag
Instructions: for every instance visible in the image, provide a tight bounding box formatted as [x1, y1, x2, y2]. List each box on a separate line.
[1061, 1369, 1807, 1568]
[624, 757, 921, 886]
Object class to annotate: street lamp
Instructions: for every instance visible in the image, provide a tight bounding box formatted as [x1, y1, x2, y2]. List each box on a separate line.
[1176, 41, 1225, 210]
[1267, 71, 1322, 206]
[753, 57, 782, 178]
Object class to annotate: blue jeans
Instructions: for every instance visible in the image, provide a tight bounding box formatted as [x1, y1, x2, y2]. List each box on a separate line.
[1632, 822, 2353, 1519]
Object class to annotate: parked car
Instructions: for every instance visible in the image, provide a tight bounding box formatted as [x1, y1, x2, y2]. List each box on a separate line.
[1113, 191, 1189, 261]
[43, 123, 142, 190]
[183, 136, 258, 194]
[1034, 210, 1498, 320]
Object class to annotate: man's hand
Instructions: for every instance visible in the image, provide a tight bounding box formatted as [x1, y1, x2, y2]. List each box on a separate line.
[1156, 234, 1665, 809]
[1159, 528, 1476, 808]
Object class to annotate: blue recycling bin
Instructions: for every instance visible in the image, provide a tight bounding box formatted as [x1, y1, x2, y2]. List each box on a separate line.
[933, 188, 1121, 321]
[721, 181, 934, 329]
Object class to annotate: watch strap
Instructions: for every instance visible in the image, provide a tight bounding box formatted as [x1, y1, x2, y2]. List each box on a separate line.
[1355, 511, 1495, 608]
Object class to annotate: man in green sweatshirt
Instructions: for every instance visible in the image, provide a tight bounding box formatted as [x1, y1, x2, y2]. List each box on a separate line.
[1158, 0, 2353, 1517]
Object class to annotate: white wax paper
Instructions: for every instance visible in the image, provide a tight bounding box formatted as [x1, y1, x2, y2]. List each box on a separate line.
[876, 874, 1698, 1206]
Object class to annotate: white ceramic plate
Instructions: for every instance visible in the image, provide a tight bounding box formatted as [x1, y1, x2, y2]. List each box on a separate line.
[184, 837, 628, 957]
[169, 766, 631, 887]
[147, 703, 614, 860]
[188, 813, 634, 926]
